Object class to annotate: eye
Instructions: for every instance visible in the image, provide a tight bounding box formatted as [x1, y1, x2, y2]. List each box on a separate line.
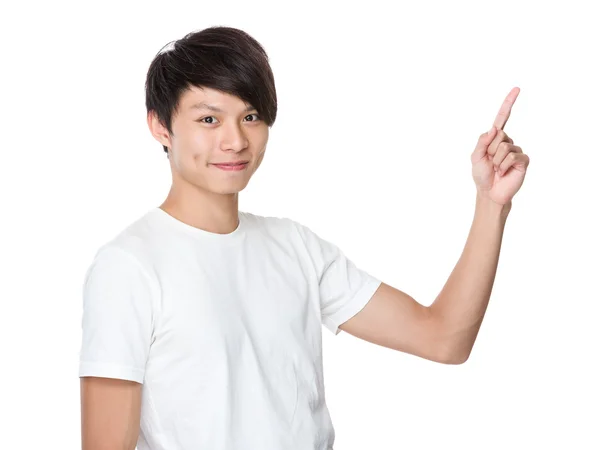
[244, 113, 261, 122]
[198, 116, 219, 124]
[197, 114, 261, 125]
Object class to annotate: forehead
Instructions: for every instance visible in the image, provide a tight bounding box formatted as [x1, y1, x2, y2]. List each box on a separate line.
[179, 86, 252, 112]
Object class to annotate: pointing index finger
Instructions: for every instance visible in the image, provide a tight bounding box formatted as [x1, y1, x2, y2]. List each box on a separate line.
[493, 87, 520, 130]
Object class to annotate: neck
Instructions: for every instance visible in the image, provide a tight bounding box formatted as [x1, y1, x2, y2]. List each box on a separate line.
[160, 183, 240, 235]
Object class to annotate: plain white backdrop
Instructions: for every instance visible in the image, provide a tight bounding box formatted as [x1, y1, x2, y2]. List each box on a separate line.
[1, 0, 599, 448]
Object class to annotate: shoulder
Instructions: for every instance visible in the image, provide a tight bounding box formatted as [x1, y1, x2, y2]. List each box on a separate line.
[86, 208, 163, 283]
[242, 211, 336, 254]
[83, 241, 161, 315]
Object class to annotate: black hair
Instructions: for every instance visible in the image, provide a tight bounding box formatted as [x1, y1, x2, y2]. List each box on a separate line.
[145, 26, 278, 154]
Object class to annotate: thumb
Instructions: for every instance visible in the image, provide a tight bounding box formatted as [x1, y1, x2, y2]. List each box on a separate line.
[472, 126, 497, 161]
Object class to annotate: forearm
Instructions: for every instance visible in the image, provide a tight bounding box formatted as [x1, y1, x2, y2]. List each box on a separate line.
[429, 191, 511, 362]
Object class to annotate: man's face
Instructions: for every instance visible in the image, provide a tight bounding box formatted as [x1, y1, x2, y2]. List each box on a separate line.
[149, 86, 269, 196]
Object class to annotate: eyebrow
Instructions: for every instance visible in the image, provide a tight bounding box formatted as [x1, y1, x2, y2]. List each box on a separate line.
[190, 102, 256, 113]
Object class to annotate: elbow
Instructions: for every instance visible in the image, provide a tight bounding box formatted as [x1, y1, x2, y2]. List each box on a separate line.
[441, 353, 469, 365]
[432, 321, 475, 365]
[436, 344, 471, 365]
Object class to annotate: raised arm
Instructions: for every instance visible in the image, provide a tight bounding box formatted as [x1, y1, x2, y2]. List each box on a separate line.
[338, 88, 529, 364]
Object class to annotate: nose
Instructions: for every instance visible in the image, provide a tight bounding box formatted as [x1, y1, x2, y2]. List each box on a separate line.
[219, 122, 249, 153]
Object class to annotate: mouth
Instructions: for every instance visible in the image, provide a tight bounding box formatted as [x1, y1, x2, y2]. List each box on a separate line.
[212, 161, 249, 171]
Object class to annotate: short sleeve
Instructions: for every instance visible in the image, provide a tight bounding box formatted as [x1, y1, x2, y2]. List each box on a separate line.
[78, 245, 156, 384]
[294, 222, 382, 336]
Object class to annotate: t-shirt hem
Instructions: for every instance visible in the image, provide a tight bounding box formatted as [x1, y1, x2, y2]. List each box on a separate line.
[323, 278, 382, 336]
[79, 361, 145, 384]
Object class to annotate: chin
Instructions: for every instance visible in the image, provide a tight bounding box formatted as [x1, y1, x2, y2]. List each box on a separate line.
[212, 181, 250, 195]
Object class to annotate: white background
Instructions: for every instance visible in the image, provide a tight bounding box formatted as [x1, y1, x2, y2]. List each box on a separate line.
[1, 0, 599, 448]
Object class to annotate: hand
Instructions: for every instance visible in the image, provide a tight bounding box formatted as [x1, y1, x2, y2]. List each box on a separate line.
[471, 87, 530, 206]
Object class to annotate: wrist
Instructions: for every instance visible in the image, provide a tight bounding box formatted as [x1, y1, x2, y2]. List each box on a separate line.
[475, 191, 512, 220]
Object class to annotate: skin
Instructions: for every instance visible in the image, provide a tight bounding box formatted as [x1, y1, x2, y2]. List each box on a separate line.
[80, 377, 141, 450]
[148, 85, 270, 234]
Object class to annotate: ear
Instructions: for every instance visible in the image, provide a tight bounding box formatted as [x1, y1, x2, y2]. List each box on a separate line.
[147, 111, 172, 149]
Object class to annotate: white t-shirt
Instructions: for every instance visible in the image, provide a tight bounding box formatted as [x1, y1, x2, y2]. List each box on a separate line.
[79, 207, 381, 450]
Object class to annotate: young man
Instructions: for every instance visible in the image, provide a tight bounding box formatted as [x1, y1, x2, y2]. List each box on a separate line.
[79, 26, 529, 450]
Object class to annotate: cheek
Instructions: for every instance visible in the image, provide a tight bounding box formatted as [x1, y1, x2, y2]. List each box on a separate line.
[259, 128, 269, 146]
[179, 132, 212, 165]
[253, 149, 266, 171]
[171, 142, 205, 171]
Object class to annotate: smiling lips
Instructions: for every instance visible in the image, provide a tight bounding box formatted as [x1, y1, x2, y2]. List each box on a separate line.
[212, 161, 249, 171]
